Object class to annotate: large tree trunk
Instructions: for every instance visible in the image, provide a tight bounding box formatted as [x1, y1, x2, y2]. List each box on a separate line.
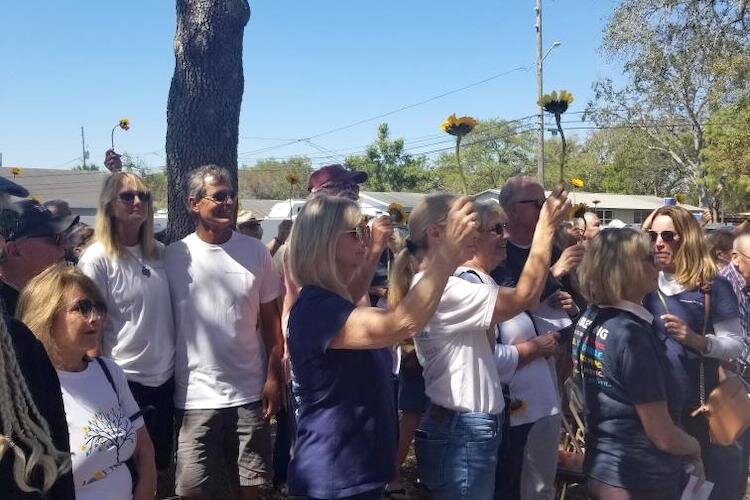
[165, 0, 251, 242]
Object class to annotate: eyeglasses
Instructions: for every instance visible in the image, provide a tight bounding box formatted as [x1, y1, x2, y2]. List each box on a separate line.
[489, 223, 509, 234]
[316, 182, 360, 194]
[202, 190, 236, 204]
[118, 191, 151, 204]
[647, 230, 680, 243]
[345, 225, 371, 243]
[69, 298, 107, 320]
[515, 198, 545, 209]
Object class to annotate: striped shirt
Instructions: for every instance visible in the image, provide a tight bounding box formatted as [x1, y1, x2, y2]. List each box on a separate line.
[719, 263, 750, 340]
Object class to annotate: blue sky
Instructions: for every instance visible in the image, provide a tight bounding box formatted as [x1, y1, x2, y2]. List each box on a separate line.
[0, 0, 622, 171]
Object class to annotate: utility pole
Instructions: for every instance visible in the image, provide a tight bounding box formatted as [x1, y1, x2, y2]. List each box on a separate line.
[536, 0, 545, 187]
[80, 126, 87, 169]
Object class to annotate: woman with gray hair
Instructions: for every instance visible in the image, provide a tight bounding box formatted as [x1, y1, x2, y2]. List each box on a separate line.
[286, 194, 478, 499]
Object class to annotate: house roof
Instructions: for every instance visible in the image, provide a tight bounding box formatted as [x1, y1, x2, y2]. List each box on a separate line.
[238, 199, 285, 219]
[359, 191, 428, 209]
[0, 167, 108, 208]
[474, 189, 702, 212]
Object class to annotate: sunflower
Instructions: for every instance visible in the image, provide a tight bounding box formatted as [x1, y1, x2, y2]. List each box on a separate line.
[440, 113, 478, 136]
[387, 202, 408, 224]
[570, 202, 588, 220]
[675, 192, 686, 204]
[9, 166, 21, 178]
[537, 89, 575, 115]
[285, 173, 300, 186]
[569, 177, 584, 189]
[111, 118, 131, 149]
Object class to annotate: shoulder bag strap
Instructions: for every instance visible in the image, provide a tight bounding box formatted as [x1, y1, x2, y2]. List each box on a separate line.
[699, 286, 712, 408]
[94, 357, 119, 400]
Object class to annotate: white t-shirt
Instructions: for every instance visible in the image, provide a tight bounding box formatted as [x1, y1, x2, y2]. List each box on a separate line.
[412, 270, 504, 414]
[58, 358, 144, 500]
[165, 231, 283, 410]
[499, 310, 562, 427]
[79, 241, 175, 386]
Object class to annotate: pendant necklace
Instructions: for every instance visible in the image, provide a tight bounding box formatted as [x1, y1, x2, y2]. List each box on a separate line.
[126, 248, 151, 277]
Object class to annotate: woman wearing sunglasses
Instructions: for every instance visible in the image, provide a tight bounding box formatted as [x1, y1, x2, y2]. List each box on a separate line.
[16, 264, 156, 500]
[388, 188, 570, 500]
[78, 166, 176, 477]
[643, 205, 743, 500]
[454, 201, 563, 500]
[285, 194, 478, 499]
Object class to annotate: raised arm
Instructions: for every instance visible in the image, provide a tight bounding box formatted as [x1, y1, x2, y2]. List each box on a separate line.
[331, 198, 478, 350]
[492, 186, 571, 323]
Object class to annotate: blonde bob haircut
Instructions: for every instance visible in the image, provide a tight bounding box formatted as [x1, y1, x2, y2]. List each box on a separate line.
[646, 205, 716, 289]
[577, 228, 652, 305]
[17, 264, 107, 364]
[388, 193, 457, 310]
[95, 172, 158, 260]
[288, 196, 363, 302]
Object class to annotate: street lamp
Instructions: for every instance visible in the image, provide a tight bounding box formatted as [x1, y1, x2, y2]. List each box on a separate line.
[536, 0, 561, 186]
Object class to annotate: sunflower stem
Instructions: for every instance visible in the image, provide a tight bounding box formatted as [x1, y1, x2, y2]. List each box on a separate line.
[455, 135, 468, 195]
[555, 113, 566, 184]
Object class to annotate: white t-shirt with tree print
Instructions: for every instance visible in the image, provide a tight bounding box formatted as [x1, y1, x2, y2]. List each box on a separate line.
[57, 357, 144, 500]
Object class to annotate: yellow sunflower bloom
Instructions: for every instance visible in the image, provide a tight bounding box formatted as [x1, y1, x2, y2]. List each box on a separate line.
[569, 177, 584, 189]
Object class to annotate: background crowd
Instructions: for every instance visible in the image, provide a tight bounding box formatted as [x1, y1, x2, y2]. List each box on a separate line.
[0, 152, 748, 500]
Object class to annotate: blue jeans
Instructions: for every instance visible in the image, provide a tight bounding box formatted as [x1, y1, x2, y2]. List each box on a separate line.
[415, 404, 502, 500]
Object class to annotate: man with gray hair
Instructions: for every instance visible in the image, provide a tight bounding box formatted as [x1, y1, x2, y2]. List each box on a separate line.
[164, 165, 284, 500]
[493, 175, 584, 303]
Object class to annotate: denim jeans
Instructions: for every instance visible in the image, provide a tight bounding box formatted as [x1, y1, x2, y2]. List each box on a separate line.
[415, 404, 502, 500]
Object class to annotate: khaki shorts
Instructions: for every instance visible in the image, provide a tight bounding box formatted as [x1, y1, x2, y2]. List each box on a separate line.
[175, 401, 272, 496]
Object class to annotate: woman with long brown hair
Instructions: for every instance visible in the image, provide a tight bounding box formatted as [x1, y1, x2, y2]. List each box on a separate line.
[643, 205, 743, 500]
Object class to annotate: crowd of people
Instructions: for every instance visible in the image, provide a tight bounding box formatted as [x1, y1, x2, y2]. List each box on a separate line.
[0, 151, 748, 500]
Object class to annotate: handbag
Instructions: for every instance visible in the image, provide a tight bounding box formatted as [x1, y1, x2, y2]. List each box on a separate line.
[688, 287, 750, 446]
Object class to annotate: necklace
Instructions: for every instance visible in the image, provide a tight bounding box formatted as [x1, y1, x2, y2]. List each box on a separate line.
[125, 247, 151, 277]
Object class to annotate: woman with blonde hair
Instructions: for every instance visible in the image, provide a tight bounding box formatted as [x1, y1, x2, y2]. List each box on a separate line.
[78, 163, 175, 474]
[574, 228, 703, 500]
[17, 264, 155, 500]
[286, 194, 478, 499]
[643, 205, 743, 499]
[388, 188, 570, 500]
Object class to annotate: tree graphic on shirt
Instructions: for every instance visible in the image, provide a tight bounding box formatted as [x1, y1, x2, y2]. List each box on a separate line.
[82, 406, 135, 464]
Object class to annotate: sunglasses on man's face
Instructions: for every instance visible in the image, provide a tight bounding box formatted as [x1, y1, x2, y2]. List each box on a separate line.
[118, 191, 151, 204]
[345, 225, 371, 243]
[69, 298, 107, 320]
[203, 190, 236, 204]
[647, 230, 680, 244]
[515, 198, 545, 209]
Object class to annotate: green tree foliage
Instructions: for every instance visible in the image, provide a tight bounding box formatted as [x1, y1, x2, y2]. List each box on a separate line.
[344, 123, 435, 192]
[433, 119, 535, 193]
[586, 0, 750, 211]
[239, 156, 312, 200]
[703, 99, 750, 213]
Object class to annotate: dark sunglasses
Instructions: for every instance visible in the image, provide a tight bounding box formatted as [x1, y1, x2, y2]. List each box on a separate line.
[118, 191, 151, 203]
[203, 190, 236, 203]
[69, 298, 107, 319]
[489, 223, 509, 234]
[515, 198, 545, 209]
[647, 230, 680, 243]
[345, 225, 371, 243]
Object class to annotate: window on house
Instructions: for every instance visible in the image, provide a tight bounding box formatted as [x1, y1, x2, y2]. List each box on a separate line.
[595, 209, 613, 225]
[632, 210, 652, 225]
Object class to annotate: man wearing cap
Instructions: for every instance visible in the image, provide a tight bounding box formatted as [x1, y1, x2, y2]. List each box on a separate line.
[0, 200, 78, 315]
[0, 179, 77, 499]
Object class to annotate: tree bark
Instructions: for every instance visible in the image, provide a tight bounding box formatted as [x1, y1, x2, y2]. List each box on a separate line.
[165, 0, 251, 242]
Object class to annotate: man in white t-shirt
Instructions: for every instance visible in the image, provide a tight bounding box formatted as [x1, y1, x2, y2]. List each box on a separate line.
[165, 165, 284, 500]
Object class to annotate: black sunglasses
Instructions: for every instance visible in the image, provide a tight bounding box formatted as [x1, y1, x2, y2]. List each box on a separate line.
[345, 225, 371, 243]
[203, 190, 236, 203]
[118, 191, 151, 203]
[489, 223, 509, 234]
[647, 230, 680, 243]
[515, 198, 545, 209]
[70, 298, 107, 319]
